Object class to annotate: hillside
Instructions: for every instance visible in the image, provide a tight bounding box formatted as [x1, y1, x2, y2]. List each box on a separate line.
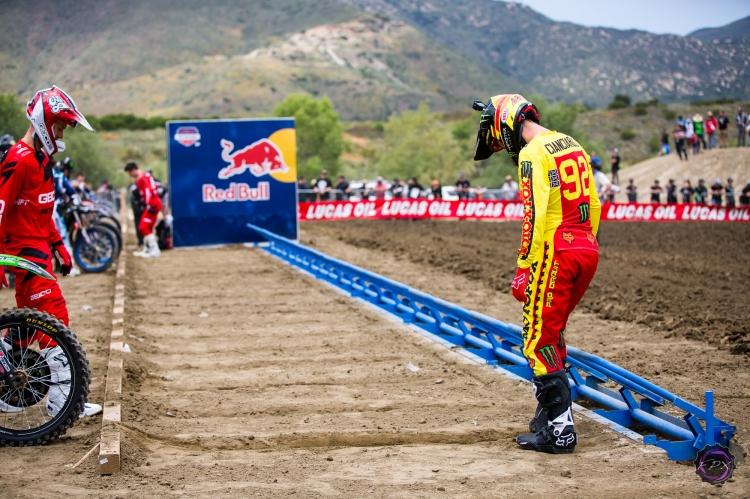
[0, 0, 361, 97]
[3, 0, 750, 120]
[335, 0, 750, 106]
[71, 17, 522, 120]
[616, 148, 750, 203]
[689, 15, 750, 40]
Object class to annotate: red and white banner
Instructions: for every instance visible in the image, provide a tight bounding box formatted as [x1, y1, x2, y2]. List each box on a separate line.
[299, 199, 750, 223]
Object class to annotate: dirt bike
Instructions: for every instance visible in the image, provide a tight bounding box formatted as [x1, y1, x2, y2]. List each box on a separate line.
[64, 196, 121, 273]
[0, 255, 90, 446]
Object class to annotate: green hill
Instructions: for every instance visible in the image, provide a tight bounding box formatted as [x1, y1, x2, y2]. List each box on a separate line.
[69, 16, 523, 120]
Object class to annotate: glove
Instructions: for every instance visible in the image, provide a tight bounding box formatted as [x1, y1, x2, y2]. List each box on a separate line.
[51, 240, 72, 276]
[165, 214, 173, 228]
[511, 267, 531, 303]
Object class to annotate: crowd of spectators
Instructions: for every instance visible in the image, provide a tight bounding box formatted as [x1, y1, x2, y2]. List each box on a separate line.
[628, 177, 750, 206]
[662, 107, 749, 159]
[297, 172, 519, 202]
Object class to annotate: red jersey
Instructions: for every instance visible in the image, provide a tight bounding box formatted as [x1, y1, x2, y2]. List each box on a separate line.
[137, 172, 162, 210]
[0, 141, 59, 245]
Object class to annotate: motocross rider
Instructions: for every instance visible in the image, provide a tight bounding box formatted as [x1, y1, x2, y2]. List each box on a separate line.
[124, 162, 162, 258]
[473, 94, 601, 454]
[0, 86, 100, 417]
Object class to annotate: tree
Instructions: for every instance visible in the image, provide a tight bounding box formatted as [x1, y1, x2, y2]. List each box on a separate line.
[0, 94, 29, 139]
[375, 101, 472, 185]
[608, 94, 631, 110]
[273, 94, 343, 180]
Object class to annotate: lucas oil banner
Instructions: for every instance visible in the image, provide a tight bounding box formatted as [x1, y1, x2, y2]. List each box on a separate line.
[167, 119, 298, 247]
[299, 199, 750, 223]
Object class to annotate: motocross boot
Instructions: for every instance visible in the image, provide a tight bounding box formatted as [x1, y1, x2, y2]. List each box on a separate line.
[516, 370, 577, 454]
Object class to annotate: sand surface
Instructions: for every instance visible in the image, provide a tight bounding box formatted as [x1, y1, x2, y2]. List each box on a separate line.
[0, 220, 746, 497]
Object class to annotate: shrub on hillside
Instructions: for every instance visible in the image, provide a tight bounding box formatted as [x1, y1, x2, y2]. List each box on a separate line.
[648, 137, 660, 153]
[620, 130, 636, 141]
[663, 109, 677, 121]
[633, 102, 648, 116]
[608, 94, 631, 110]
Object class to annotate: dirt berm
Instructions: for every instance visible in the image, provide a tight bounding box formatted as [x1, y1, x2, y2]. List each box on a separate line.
[307, 220, 750, 355]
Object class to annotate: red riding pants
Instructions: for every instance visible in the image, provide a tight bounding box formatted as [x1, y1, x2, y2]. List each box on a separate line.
[138, 206, 160, 237]
[522, 233, 598, 376]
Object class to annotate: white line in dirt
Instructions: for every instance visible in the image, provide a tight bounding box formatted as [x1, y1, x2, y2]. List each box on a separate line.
[259, 248, 650, 447]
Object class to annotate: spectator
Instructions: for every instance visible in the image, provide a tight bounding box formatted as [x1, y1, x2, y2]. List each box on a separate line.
[705, 111, 718, 149]
[297, 176, 309, 202]
[592, 162, 611, 205]
[390, 177, 405, 199]
[693, 113, 706, 150]
[718, 110, 729, 148]
[710, 179, 724, 206]
[366, 176, 388, 200]
[676, 115, 686, 129]
[725, 178, 736, 207]
[650, 179, 663, 204]
[737, 107, 748, 147]
[694, 179, 708, 205]
[499, 175, 519, 200]
[407, 177, 425, 198]
[589, 151, 603, 170]
[431, 180, 442, 199]
[473, 184, 487, 200]
[690, 133, 701, 154]
[740, 181, 750, 206]
[610, 148, 620, 184]
[666, 179, 678, 204]
[626, 178, 638, 202]
[455, 173, 470, 199]
[313, 170, 333, 201]
[660, 128, 670, 155]
[335, 175, 351, 201]
[681, 180, 694, 204]
[673, 124, 688, 161]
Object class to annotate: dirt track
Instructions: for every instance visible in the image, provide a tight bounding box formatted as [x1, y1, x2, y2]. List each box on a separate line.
[0, 220, 748, 497]
[309, 220, 750, 354]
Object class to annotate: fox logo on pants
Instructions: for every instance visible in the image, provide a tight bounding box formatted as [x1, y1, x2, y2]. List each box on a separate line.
[218, 138, 289, 179]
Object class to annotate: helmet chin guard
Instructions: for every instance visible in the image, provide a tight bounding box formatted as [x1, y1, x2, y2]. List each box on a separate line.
[26, 86, 94, 156]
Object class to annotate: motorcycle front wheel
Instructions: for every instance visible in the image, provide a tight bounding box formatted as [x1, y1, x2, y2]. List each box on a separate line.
[0, 308, 90, 446]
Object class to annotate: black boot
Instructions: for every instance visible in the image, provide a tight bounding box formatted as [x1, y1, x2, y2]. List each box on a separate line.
[529, 403, 547, 433]
[516, 370, 577, 454]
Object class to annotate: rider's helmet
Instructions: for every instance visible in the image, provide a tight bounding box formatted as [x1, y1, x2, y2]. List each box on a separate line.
[472, 94, 539, 166]
[26, 86, 94, 156]
[0, 134, 14, 153]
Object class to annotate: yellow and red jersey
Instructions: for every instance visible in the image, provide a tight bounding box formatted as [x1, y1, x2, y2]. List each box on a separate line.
[516, 131, 601, 269]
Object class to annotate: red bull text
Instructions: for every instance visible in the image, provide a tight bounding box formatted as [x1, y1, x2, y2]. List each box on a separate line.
[203, 181, 270, 203]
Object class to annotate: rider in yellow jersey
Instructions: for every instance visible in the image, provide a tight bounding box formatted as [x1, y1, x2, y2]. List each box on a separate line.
[473, 94, 601, 454]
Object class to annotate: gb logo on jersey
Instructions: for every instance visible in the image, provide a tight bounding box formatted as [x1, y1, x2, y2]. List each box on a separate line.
[38, 192, 55, 204]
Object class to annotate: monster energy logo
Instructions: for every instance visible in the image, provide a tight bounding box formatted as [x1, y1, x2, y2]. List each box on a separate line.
[538, 345, 561, 369]
[520, 161, 532, 179]
[578, 202, 590, 223]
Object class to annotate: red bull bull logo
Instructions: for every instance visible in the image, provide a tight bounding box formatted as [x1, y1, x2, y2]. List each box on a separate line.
[218, 138, 289, 179]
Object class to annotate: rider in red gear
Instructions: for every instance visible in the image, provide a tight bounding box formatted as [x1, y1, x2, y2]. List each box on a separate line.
[0, 86, 94, 325]
[0, 86, 101, 418]
[125, 162, 162, 258]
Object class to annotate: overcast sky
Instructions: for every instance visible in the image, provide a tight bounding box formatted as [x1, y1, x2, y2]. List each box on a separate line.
[515, 0, 750, 36]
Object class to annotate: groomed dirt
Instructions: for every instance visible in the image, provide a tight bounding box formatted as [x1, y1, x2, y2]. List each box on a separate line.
[308, 220, 750, 354]
[0, 219, 748, 497]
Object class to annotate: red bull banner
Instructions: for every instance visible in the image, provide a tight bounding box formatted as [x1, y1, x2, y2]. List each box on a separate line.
[299, 200, 750, 223]
[167, 119, 298, 247]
